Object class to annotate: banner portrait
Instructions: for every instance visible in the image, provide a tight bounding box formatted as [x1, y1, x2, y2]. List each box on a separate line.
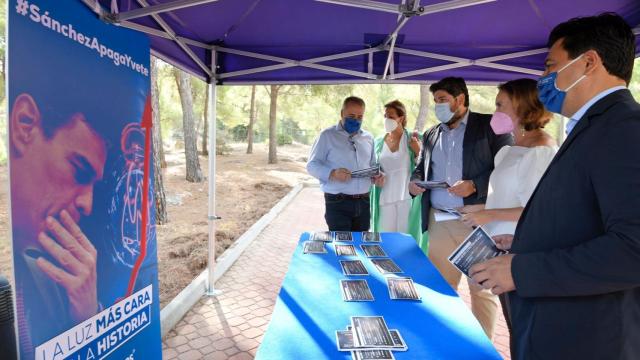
[8, 0, 162, 359]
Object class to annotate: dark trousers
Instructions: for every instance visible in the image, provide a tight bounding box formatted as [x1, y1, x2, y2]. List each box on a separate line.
[324, 193, 370, 232]
[499, 293, 515, 358]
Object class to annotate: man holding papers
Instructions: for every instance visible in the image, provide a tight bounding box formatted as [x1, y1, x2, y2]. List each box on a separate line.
[307, 96, 384, 231]
[470, 14, 640, 360]
[408, 77, 513, 338]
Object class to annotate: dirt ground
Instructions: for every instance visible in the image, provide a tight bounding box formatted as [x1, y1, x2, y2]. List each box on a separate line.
[0, 142, 313, 308]
[155, 143, 312, 307]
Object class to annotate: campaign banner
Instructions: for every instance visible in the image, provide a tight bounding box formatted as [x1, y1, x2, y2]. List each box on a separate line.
[8, 0, 161, 359]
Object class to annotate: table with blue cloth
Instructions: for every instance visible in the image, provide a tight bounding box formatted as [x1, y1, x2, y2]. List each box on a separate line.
[255, 232, 502, 360]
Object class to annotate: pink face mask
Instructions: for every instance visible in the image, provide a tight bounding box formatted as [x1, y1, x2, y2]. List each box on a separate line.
[490, 111, 515, 135]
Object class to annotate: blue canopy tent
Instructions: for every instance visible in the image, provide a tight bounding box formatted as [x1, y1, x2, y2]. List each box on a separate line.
[81, 0, 640, 296]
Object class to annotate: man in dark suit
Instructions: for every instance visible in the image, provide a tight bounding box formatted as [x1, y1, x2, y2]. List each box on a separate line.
[409, 77, 513, 338]
[469, 13, 640, 359]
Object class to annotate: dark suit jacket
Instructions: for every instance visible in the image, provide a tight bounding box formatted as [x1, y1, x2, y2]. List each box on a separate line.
[508, 89, 640, 360]
[412, 111, 513, 232]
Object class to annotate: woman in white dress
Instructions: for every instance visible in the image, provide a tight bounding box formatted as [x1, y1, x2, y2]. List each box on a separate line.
[370, 101, 424, 248]
[458, 78, 557, 337]
[459, 78, 557, 233]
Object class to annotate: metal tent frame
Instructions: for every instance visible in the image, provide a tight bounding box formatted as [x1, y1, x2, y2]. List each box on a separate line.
[87, 0, 552, 83]
[81, 0, 640, 296]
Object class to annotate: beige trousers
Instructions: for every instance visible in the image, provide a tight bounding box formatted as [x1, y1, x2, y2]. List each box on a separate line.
[427, 209, 499, 339]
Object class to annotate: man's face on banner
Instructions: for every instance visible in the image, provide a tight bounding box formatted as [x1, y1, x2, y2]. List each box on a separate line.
[10, 93, 107, 243]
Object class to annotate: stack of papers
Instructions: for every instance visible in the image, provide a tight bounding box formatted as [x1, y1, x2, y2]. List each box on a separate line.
[334, 231, 354, 242]
[340, 279, 374, 301]
[443, 207, 462, 217]
[387, 277, 421, 300]
[340, 260, 369, 275]
[303, 241, 327, 254]
[336, 244, 357, 256]
[415, 180, 449, 189]
[362, 232, 382, 243]
[351, 165, 381, 178]
[434, 208, 462, 222]
[335, 316, 408, 359]
[361, 244, 387, 258]
[448, 226, 506, 277]
[310, 231, 333, 242]
[371, 259, 403, 274]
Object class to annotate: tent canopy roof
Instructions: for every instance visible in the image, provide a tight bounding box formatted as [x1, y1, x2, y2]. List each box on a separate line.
[95, 0, 640, 84]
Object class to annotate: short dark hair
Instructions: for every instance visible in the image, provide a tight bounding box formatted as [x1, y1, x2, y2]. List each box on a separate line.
[498, 79, 551, 131]
[548, 13, 636, 84]
[9, 25, 146, 144]
[342, 96, 366, 110]
[429, 77, 469, 107]
[384, 100, 407, 127]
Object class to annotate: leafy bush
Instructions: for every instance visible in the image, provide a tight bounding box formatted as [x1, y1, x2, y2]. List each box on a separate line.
[216, 130, 232, 155]
[230, 124, 248, 142]
[277, 134, 293, 146]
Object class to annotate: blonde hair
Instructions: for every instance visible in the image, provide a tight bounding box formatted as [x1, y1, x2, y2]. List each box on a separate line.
[384, 100, 407, 128]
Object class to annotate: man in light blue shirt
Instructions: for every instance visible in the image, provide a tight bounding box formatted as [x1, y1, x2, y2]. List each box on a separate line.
[307, 96, 383, 231]
[409, 77, 513, 338]
[429, 110, 469, 210]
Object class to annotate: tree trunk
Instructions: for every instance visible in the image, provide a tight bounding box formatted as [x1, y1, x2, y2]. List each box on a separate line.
[268, 85, 280, 164]
[151, 57, 168, 224]
[414, 84, 429, 133]
[246, 85, 257, 154]
[153, 61, 167, 168]
[202, 87, 209, 156]
[174, 68, 204, 182]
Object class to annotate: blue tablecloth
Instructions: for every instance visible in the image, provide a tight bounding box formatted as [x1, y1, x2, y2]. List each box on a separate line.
[255, 232, 502, 360]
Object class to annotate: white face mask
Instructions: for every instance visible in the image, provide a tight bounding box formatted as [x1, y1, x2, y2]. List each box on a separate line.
[384, 117, 399, 133]
[435, 103, 456, 123]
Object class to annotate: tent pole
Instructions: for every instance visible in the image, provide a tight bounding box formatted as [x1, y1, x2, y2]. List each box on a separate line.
[119, 21, 212, 49]
[113, 0, 221, 22]
[416, 0, 495, 16]
[315, 0, 400, 14]
[80, 0, 107, 16]
[382, 35, 398, 80]
[135, 0, 213, 77]
[215, 47, 379, 80]
[206, 49, 220, 296]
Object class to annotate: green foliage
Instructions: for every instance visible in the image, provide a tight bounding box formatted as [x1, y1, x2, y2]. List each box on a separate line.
[279, 118, 309, 144]
[216, 130, 232, 155]
[631, 58, 640, 101]
[230, 124, 248, 141]
[157, 61, 185, 141]
[150, 58, 640, 152]
[277, 134, 293, 146]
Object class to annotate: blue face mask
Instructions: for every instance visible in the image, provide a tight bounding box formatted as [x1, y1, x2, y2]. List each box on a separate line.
[537, 54, 586, 114]
[434, 103, 456, 124]
[343, 117, 362, 134]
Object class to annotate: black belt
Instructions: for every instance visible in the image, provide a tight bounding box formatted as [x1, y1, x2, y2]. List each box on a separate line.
[325, 192, 370, 200]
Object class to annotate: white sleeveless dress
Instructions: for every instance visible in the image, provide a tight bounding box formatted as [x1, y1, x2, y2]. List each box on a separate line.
[483, 145, 558, 236]
[378, 133, 412, 232]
